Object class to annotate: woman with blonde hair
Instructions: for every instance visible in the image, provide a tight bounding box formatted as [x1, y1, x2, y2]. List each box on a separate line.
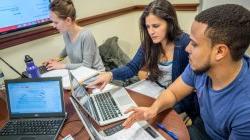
[44, 0, 104, 71]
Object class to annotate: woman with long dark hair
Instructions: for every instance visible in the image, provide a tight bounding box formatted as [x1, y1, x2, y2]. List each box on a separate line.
[88, 0, 198, 118]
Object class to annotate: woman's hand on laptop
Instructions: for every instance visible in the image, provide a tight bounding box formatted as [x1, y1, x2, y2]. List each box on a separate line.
[46, 61, 66, 70]
[43, 57, 64, 67]
[122, 106, 157, 129]
[86, 72, 112, 90]
[42, 58, 58, 66]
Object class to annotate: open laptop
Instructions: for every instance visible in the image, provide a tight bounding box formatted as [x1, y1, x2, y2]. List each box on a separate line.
[69, 71, 137, 126]
[0, 77, 67, 140]
[70, 97, 165, 140]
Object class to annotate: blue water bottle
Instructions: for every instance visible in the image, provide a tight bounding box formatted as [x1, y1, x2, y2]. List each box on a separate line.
[24, 55, 40, 78]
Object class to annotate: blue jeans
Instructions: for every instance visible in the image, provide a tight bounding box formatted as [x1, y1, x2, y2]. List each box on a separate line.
[174, 93, 200, 120]
[188, 116, 211, 140]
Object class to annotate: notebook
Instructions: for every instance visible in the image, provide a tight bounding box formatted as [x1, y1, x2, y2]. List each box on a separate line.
[70, 97, 165, 140]
[126, 80, 165, 99]
[69, 71, 137, 126]
[41, 66, 99, 89]
[0, 77, 67, 140]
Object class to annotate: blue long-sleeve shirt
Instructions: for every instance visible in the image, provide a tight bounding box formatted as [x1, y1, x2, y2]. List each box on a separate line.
[111, 32, 190, 82]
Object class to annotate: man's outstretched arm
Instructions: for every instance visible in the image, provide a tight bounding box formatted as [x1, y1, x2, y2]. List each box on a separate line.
[123, 76, 194, 128]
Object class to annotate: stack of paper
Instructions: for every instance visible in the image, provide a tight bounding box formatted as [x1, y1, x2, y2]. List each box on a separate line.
[126, 80, 164, 99]
[41, 69, 70, 89]
[41, 66, 99, 89]
[102, 122, 160, 140]
[70, 66, 99, 83]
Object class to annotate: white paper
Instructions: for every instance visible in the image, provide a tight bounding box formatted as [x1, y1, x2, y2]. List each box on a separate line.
[70, 66, 99, 83]
[41, 66, 100, 89]
[41, 69, 70, 89]
[126, 80, 164, 99]
[101, 122, 156, 140]
[92, 84, 119, 94]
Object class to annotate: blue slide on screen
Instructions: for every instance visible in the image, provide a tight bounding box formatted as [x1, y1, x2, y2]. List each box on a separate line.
[7, 81, 62, 114]
[0, 0, 50, 33]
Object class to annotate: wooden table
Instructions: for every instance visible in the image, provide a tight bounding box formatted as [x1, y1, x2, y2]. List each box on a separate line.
[0, 89, 190, 140]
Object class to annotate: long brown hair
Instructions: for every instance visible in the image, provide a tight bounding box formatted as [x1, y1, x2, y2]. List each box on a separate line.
[140, 0, 182, 81]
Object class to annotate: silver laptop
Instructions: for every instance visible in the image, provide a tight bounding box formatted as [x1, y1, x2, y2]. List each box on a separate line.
[70, 97, 165, 140]
[69, 71, 137, 126]
[0, 77, 66, 140]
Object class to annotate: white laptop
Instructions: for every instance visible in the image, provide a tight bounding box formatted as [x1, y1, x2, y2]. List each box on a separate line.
[68, 71, 137, 126]
[70, 97, 165, 140]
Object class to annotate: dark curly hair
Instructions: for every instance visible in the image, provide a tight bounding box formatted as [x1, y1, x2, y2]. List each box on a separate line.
[195, 4, 250, 61]
[49, 0, 76, 21]
[140, 0, 182, 81]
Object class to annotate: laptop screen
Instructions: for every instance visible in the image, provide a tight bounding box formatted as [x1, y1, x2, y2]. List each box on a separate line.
[70, 97, 101, 140]
[5, 78, 65, 118]
[69, 71, 98, 120]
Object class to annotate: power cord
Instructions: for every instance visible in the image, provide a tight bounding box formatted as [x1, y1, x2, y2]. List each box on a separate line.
[59, 119, 84, 138]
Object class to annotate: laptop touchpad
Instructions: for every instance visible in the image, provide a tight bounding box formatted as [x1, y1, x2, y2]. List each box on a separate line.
[117, 95, 131, 106]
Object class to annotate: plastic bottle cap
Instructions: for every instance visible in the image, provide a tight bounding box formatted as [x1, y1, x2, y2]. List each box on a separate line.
[24, 55, 33, 62]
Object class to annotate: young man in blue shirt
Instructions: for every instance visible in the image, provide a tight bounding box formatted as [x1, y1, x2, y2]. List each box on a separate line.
[123, 4, 250, 140]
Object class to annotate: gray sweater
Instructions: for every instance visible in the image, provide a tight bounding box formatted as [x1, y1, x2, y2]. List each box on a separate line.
[60, 29, 105, 71]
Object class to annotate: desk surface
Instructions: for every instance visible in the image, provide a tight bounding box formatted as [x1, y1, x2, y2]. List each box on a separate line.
[0, 89, 190, 140]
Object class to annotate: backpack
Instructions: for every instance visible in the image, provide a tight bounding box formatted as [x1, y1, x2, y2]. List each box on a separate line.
[99, 36, 139, 86]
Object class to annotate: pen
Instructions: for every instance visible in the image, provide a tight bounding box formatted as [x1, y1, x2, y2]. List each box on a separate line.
[156, 123, 178, 140]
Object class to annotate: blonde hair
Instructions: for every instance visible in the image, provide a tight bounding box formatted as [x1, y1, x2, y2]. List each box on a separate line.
[49, 0, 76, 21]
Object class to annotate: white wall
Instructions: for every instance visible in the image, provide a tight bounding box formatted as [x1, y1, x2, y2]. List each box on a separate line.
[0, 0, 198, 79]
[200, 0, 250, 11]
[74, 0, 135, 18]
[199, 0, 250, 54]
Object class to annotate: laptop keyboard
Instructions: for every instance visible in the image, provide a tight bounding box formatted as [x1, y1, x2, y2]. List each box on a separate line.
[0, 119, 63, 136]
[38, 65, 49, 74]
[103, 122, 124, 136]
[94, 92, 122, 121]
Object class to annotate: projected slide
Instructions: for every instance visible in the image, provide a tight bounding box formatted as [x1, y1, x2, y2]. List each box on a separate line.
[0, 0, 50, 33]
